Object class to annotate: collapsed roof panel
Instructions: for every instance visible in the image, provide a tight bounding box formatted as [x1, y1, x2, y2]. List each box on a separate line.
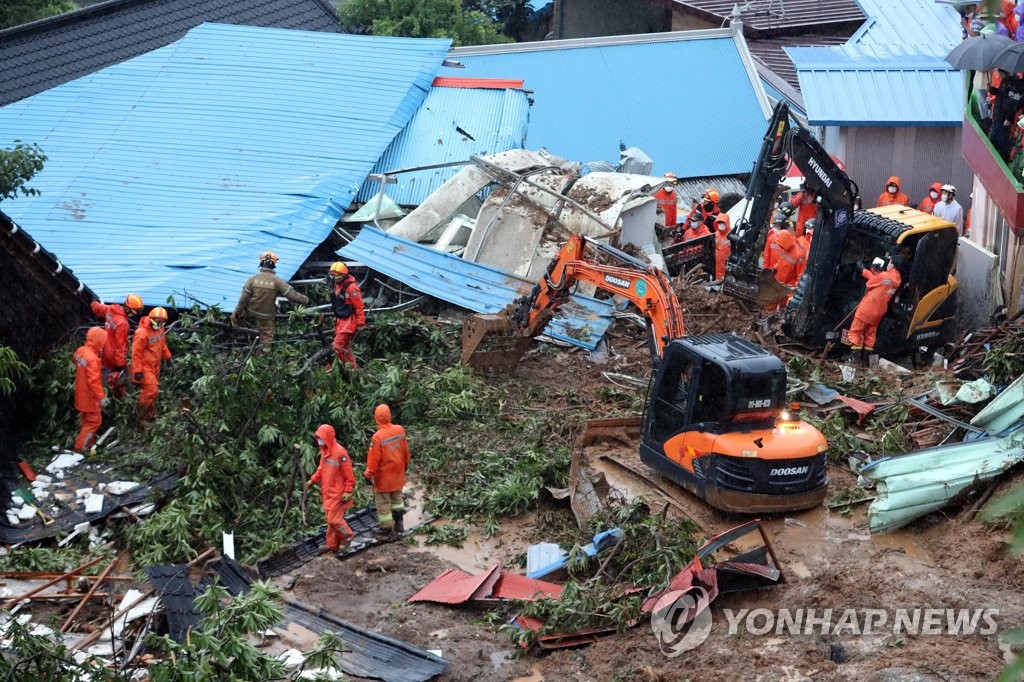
[0, 24, 451, 308]
[356, 80, 531, 207]
[338, 228, 613, 350]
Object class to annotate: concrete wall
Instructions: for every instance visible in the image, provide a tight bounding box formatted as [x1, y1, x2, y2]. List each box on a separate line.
[558, 0, 669, 38]
[836, 126, 974, 214]
[971, 177, 1024, 316]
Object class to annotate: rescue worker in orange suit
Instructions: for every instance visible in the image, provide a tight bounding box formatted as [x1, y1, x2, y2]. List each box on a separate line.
[654, 173, 679, 231]
[686, 189, 721, 231]
[306, 424, 356, 554]
[789, 183, 819, 237]
[918, 182, 942, 214]
[231, 251, 310, 353]
[73, 327, 108, 453]
[771, 225, 806, 289]
[848, 258, 902, 362]
[680, 212, 711, 241]
[131, 306, 171, 425]
[327, 262, 366, 370]
[90, 294, 143, 398]
[876, 176, 910, 208]
[364, 404, 411, 538]
[713, 213, 731, 281]
[763, 210, 794, 270]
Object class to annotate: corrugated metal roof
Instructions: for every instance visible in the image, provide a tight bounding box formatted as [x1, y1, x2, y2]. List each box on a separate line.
[449, 30, 771, 178]
[670, 0, 863, 33]
[787, 45, 964, 126]
[747, 34, 850, 92]
[356, 84, 530, 207]
[850, 0, 963, 57]
[0, 24, 450, 307]
[0, 0, 342, 107]
[484, 572, 564, 601]
[406, 565, 501, 604]
[337, 228, 613, 350]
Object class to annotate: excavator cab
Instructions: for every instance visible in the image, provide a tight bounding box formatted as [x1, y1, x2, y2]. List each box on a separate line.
[642, 334, 829, 513]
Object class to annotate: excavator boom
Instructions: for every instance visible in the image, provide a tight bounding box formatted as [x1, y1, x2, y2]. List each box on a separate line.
[462, 234, 686, 370]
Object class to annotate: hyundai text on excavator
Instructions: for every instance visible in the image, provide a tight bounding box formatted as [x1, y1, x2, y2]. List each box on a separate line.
[462, 233, 829, 513]
[726, 101, 958, 357]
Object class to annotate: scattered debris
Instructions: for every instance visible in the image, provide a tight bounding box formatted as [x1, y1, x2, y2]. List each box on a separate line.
[408, 564, 563, 605]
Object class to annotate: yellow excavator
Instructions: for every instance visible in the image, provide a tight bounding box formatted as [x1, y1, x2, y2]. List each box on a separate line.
[463, 233, 829, 513]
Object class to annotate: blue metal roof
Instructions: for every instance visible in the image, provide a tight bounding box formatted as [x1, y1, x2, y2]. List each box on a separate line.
[850, 0, 963, 57]
[0, 23, 450, 307]
[787, 44, 964, 126]
[449, 30, 771, 178]
[338, 228, 612, 349]
[356, 84, 530, 207]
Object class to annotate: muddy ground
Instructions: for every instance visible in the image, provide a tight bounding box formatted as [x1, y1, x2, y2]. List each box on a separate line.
[280, 308, 1023, 682]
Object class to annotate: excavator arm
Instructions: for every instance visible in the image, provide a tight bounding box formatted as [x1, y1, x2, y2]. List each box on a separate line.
[463, 233, 686, 371]
[724, 101, 858, 308]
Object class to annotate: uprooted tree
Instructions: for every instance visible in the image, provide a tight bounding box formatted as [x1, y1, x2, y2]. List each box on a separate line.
[0, 141, 46, 202]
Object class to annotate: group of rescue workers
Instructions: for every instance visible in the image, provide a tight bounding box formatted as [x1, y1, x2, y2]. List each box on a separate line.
[657, 170, 964, 363]
[72, 250, 408, 550]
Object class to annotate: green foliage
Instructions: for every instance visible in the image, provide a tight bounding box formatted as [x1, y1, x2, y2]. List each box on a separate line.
[0, 544, 108, 573]
[145, 582, 344, 681]
[983, 341, 1024, 386]
[981, 482, 1024, 554]
[338, 0, 514, 46]
[501, 499, 698, 648]
[0, 345, 28, 396]
[0, 619, 119, 681]
[0, 141, 47, 201]
[0, 0, 76, 31]
[418, 523, 470, 547]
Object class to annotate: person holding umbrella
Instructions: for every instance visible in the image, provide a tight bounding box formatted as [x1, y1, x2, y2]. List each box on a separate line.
[945, 31, 1014, 123]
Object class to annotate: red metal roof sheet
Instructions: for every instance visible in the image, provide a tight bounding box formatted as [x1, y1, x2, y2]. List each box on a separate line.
[431, 76, 525, 89]
[485, 572, 564, 601]
[407, 564, 501, 604]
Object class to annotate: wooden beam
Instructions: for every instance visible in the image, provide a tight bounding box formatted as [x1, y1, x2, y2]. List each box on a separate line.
[61, 551, 124, 633]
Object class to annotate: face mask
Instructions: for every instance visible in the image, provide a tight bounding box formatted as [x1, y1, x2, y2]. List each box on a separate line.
[887, 185, 897, 194]
[930, 191, 938, 200]
[315, 438, 325, 447]
[664, 185, 674, 192]
[941, 193, 949, 202]
[702, 200, 713, 209]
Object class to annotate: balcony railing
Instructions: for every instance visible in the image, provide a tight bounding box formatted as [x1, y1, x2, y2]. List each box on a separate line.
[962, 89, 1024, 234]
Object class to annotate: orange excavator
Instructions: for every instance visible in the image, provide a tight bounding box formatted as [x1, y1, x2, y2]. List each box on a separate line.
[463, 233, 829, 513]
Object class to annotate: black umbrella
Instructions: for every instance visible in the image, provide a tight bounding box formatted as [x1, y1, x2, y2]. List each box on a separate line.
[991, 41, 1024, 74]
[946, 33, 1014, 71]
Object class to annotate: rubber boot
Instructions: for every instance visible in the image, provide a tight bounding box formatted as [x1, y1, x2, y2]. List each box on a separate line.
[394, 510, 405, 534]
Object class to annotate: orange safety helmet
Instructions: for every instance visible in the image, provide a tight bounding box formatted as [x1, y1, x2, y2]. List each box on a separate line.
[149, 306, 168, 327]
[124, 293, 144, 313]
[260, 250, 279, 267]
[329, 262, 348, 279]
[705, 189, 721, 203]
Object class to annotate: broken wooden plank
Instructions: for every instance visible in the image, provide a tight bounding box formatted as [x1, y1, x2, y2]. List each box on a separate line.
[0, 554, 106, 610]
[61, 550, 124, 633]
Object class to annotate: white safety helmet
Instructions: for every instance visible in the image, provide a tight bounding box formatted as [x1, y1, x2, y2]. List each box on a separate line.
[871, 257, 885, 269]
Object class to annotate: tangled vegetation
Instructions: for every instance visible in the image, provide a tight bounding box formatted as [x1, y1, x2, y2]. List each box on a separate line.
[498, 499, 698, 647]
[18, 308, 580, 564]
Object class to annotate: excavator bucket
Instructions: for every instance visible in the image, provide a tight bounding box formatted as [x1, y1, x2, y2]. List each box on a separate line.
[461, 309, 533, 371]
[723, 269, 793, 309]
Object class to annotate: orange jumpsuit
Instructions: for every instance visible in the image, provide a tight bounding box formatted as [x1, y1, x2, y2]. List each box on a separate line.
[789, 191, 819, 237]
[90, 301, 131, 397]
[309, 424, 356, 551]
[713, 214, 731, 280]
[876, 176, 910, 207]
[848, 267, 902, 351]
[131, 316, 171, 423]
[654, 187, 678, 228]
[364, 404, 411, 529]
[331, 275, 366, 369]
[918, 182, 942, 214]
[681, 224, 711, 241]
[771, 231, 806, 288]
[763, 226, 781, 270]
[74, 327, 108, 452]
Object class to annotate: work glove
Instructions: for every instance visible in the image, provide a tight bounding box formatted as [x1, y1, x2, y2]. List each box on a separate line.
[100, 397, 109, 409]
[133, 372, 144, 383]
[305, 480, 315, 490]
[341, 492, 353, 502]
[229, 314, 239, 326]
[856, 261, 865, 273]
[164, 358, 173, 369]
